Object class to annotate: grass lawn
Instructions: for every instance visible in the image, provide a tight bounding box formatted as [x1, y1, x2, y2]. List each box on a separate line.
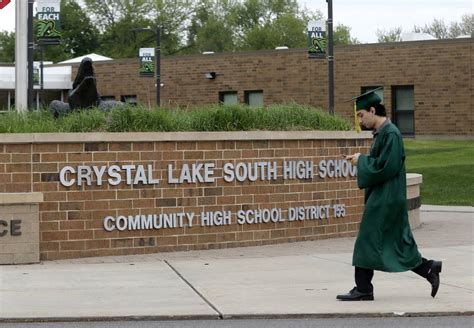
[404, 139, 474, 206]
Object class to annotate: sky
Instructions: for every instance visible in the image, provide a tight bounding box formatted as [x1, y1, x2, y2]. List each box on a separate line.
[0, 0, 472, 43]
[298, 0, 472, 42]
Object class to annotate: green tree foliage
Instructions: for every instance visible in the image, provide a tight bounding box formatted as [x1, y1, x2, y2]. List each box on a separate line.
[40, 44, 69, 63]
[83, 0, 151, 32]
[459, 14, 474, 36]
[0, 31, 15, 63]
[83, 0, 154, 58]
[83, 0, 194, 58]
[376, 27, 402, 43]
[413, 18, 448, 39]
[83, 0, 326, 56]
[147, 0, 196, 55]
[376, 13, 473, 42]
[184, 0, 236, 54]
[59, 0, 100, 56]
[194, 15, 235, 53]
[413, 14, 474, 38]
[1, 0, 357, 63]
[333, 24, 359, 45]
[37, 0, 100, 63]
[97, 17, 155, 59]
[242, 13, 307, 50]
[234, 0, 322, 50]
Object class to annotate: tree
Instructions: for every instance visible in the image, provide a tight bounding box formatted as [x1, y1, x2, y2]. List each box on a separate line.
[413, 19, 448, 39]
[413, 14, 473, 39]
[83, 0, 195, 57]
[242, 13, 307, 50]
[0, 31, 15, 63]
[333, 24, 359, 45]
[192, 14, 235, 53]
[183, 0, 324, 53]
[37, 0, 100, 63]
[69, 0, 340, 57]
[0, 1, 99, 63]
[96, 16, 155, 59]
[185, 0, 235, 54]
[146, 0, 196, 55]
[83, 0, 154, 58]
[374, 14, 473, 43]
[376, 27, 402, 42]
[83, 0, 151, 32]
[233, 0, 323, 50]
[59, 0, 100, 56]
[459, 14, 474, 36]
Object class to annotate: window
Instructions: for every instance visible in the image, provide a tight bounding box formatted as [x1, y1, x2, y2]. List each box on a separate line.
[101, 96, 116, 101]
[361, 86, 384, 104]
[245, 90, 263, 107]
[392, 86, 415, 136]
[8, 96, 15, 111]
[120, 95, 137, 106]
[0, 90, 10, 111]
[219, 91, 238, 105]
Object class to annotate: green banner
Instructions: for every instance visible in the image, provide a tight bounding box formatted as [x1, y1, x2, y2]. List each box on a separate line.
[139, 48, 155, 77]
[36, 0, 61, 45]
[308, 20, 326, 59]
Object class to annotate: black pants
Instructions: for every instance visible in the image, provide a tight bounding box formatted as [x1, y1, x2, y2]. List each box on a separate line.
[355, 258, 433, 293]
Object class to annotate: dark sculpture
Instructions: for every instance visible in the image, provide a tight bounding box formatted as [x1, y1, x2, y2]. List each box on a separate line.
[69, 57, 100, 109]
[50, 57, 123, 117]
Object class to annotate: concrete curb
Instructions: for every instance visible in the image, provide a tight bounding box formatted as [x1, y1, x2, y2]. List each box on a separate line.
[221, 311, 474, 319]
[0, 315, 219, 324]
[1, 311, 473, 323]
[421, 205, 473, 213]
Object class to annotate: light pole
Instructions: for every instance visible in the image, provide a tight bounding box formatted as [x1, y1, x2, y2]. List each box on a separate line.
[131, 27, 161, 107]
[15, 0, 28, 112]
[28, 0, 35, 109]
[326, 0, 334, 115]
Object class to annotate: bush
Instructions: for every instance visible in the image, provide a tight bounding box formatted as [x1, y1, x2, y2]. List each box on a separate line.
[0, 104, 352, 133]
[0, 110, 58, 133]
[57, 108, 108, 132]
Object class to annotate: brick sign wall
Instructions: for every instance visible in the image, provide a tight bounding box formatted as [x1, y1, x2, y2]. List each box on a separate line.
[1, 132, 371, 261]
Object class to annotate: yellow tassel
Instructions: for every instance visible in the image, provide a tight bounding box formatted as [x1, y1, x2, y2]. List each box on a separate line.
[354, 102, 361, 133]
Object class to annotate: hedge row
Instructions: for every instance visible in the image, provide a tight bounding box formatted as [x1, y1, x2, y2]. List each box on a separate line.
[0, 104, 352, 133]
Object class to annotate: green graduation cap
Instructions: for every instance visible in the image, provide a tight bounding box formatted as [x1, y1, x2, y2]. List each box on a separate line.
[353, 87, 384, 111]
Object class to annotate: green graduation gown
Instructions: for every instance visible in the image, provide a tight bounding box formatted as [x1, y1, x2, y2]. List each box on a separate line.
[353, 121, 422, 272]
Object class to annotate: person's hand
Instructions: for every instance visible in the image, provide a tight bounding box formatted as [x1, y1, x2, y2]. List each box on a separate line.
[345, 153, 361, 165]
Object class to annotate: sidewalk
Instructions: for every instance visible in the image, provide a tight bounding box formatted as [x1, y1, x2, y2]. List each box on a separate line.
[0, 206, 472, 322]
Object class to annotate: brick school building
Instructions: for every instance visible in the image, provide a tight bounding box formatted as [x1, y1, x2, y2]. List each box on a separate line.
[72, 38, 472, 137]
[0, 38, 471, 137]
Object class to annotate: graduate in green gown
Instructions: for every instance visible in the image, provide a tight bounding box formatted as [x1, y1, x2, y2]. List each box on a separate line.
[336, 88, 442, 301]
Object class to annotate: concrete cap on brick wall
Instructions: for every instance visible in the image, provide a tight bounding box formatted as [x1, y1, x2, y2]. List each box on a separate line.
[406, 173, 423, 186]
[0, 131, 373, 144]
[0, 193, 44, 205]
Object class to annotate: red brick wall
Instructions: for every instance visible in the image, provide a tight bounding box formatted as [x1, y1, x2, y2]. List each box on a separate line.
[1, 132, 371, 260]
[62, 38, 472, 136]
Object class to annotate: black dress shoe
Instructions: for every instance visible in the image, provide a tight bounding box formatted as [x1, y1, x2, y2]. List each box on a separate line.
[427, 260, 442, 298]
[336, 287, 374, 301]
